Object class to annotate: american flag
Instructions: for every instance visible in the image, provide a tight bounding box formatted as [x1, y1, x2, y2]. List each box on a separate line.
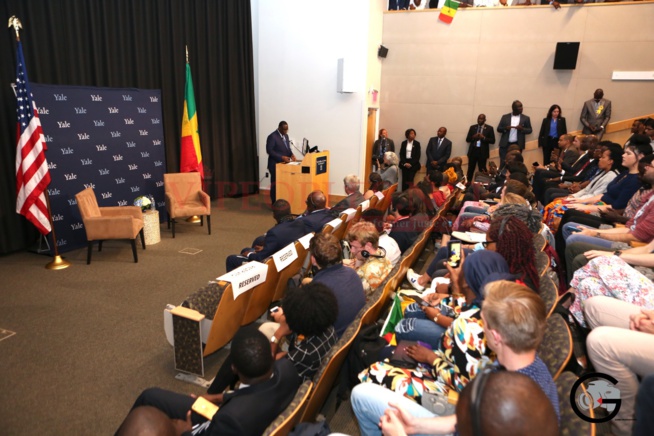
[15, 40, 52, 235]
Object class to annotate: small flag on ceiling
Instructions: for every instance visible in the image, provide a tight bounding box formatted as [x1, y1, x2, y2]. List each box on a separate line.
[439, 0, 459, 24]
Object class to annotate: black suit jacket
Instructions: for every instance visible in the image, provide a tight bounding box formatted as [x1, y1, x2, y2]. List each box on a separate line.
[209, 359, 300, 436]
[266, 130, 294, 170]
[248, 219, 308, 262]
[537, 117, 567, 148]
[371, 138, 395, 165]
[399, 140, 422, 172]
[497, 113, 532, 149]
[561, 152, 592, 182]
[465, 124, 495, 160]
[426, 137, 451, 169]
[297, 209, 334, 233]
[331, 191, 365, 215]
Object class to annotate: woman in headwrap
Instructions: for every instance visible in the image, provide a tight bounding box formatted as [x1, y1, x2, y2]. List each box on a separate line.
[358, 250, 506, 405]
[395, 251, 513, 349]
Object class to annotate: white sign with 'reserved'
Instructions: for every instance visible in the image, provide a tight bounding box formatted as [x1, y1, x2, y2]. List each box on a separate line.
[273, 242, 298, 271]
[216, 261, 268, 300]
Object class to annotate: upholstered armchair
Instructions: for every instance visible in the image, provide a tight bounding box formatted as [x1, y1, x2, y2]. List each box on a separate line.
[164, 172, 211, 238]
[75, 188, 145, 264]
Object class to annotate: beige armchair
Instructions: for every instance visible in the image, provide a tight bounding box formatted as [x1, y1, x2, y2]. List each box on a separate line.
[164, 172, 211, 238]
[75, 188, 145, 264]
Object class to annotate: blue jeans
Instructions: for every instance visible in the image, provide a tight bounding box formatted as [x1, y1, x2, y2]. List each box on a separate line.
[394, 303, 445, 350]
[351, 383, 437, 436]
[561, 222, 592, 241]
[566, 232, 613, 249]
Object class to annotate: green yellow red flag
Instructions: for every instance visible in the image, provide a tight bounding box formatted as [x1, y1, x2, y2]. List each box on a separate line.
[180, 62, 203, 178]
[439, 0, 459, 24]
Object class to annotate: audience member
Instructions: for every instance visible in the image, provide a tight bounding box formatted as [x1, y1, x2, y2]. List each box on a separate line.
[399, 128, 422, 191]
[538, 104, 568, 165]
[380, 151, 400, 189]
[121, 327, 301, 436]
[352, 280, 559, 435]
[372, 128, 395, 171]
[360, 209, 402, 266]
[635, 375, 654, 436]
[497, 100, 532, 161]
[584, 296, 654, 435]
[388, 192, 431, 253]
[308, 233, 365, 337]
[580, 88, 611, 140]
[345, 221, 393, 297]
[426, 127, 452, 173]
[465, 114, 496, 182]
[331, 174, 365, 214]
[117, 406, 177, 436]
[296, 190, 334, 233]
[225, 199, 307, 272]
[645, 118, 654, 146]
[364, 172, 385, 201]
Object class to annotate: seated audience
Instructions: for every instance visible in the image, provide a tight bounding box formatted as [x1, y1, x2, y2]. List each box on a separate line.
[308, 233, 365, 337]
[567, 238, 654, 327]
[360, 209, 402, 267]
[208, 283, 338, 394]
[120, 326, 301, 436]
[296, 190, 334, 233]
[364, 172, 385, 201]
[388, 192, 431, 253]
[345, 221, 393, 297]
[380, 151, 400, 189]
[331, 174, 365, 214]
[584, 296, 654, 435]
[395, 250, 511, 349]
[379, 371, 558, 436]
[635, 375, 654, 436]
[352, 280, 559, 435]
[414, 180, 437, 217]
[427, 170, 449, 208]
[225, 199, 307, 272]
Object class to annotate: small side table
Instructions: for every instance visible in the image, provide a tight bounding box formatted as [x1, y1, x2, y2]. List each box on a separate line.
[143, 210, 161, 245]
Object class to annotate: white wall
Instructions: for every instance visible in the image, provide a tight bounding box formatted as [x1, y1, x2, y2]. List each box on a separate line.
[252, 0, 386, 197]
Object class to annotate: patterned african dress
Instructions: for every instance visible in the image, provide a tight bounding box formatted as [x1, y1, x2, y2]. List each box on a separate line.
[570, 255, 654, 327]
[359, 304, 494, 403]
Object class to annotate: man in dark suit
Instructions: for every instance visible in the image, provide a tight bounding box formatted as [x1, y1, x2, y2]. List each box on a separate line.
[580, 89, 611, 140]
[399, 128, 422, 191]
[120, 327, 300, 436]
[297, 190, 334, 233]
[465, 114, 496, 182]
[371, 128, 395, 171]
[225, 199, 307, 271]
[426, 127, 452, 173]
[331, 174, 365, 214]
[266, 121, 296, 203]
[497, 100, 533, 162]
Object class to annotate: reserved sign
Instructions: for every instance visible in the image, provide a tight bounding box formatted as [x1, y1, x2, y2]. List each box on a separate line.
[298, 233, 314, 249]
[326, 217, 342, 231]
[273, 242, 298, 271]
[360, 199, 370, 211]
[216, 261, 268, 300]
[342, 208, 357, 222]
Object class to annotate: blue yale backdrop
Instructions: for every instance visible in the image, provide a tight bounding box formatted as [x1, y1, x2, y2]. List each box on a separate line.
[31, 84, 167, 254]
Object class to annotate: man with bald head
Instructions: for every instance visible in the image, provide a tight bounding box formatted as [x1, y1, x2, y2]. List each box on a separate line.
[497, 100, 532, 162]
[466, 114, 496, 182]
[581, 89, 611, 140]
[297, 190, 334, 233]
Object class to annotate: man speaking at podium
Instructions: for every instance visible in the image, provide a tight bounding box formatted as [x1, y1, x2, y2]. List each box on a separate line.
[267, 121, 296, 203]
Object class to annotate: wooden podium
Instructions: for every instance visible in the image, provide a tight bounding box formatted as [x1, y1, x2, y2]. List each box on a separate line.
[277, 151, 330, 214]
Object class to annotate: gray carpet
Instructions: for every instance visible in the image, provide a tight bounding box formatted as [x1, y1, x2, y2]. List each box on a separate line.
[0, 195, 277, 434]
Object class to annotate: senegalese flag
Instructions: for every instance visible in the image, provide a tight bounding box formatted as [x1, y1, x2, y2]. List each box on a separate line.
[439, 0, 459, 24]
[180, 62, 203, 179]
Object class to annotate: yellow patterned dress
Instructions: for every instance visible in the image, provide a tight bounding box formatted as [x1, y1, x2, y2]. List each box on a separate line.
[359, 305, 494, 402]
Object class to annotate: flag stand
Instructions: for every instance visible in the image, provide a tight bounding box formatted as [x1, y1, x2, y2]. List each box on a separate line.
[44, 190, 71, 270]
[186, 216, 201, 223]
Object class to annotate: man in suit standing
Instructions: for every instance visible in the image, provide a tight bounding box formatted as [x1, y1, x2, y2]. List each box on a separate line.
[426, 127, 452, 173]
[465, 114, 495, 182]
[400, 128, 422, 191]
[497, 100, 533, 162]
[266, 121, 296, 203]
[580, 89, 611, 140]
[372, 128, 395, 171]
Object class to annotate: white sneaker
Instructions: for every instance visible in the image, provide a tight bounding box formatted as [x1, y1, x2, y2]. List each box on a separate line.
[406, 268, 425, 292]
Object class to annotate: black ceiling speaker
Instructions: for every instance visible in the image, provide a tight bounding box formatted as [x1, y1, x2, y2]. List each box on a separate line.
[378, 45, 389, 59]
[553, 42, 580, 70]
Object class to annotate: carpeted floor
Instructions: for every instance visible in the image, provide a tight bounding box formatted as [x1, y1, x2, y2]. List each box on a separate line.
[0, 195, 282, 434]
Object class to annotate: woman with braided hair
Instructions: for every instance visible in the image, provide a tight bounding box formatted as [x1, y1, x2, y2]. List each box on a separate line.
[487, 215, 540, 292]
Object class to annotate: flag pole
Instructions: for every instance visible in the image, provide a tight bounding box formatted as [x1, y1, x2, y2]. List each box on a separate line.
[184, 44, 201, 224]
[9, 16, 70, 270]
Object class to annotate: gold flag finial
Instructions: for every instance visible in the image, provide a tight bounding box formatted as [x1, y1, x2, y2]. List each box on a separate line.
[185, 45, 189, 64]
[8, 16, 22, 41]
